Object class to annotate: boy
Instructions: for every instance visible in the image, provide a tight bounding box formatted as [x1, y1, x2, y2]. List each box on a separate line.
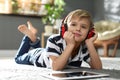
[15, 9, 102, 71]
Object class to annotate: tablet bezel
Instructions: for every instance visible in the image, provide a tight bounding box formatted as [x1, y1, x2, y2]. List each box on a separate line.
[41, 71, 109, 80]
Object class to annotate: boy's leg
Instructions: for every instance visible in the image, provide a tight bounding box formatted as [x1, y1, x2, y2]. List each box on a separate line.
[27, 21, 41, 48]
[15, 36, 32, 64]
[30, 37, 41, 48]
[15, 23, 39, 65]
[18, 25, 37, 42]
[15, 36, 41, 65]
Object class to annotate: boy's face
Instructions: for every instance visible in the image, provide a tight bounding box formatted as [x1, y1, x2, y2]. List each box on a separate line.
[67, 17, 90, 42]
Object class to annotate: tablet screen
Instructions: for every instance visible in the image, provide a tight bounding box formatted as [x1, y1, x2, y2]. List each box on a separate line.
[51, 71, 97, 77]
[44, 71, 109, 80]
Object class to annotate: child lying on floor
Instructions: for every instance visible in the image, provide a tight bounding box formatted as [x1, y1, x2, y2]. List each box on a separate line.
[15, 9, 102, 71]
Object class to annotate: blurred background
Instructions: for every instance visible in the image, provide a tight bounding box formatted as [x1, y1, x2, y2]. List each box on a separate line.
[0, 0, 120, 57]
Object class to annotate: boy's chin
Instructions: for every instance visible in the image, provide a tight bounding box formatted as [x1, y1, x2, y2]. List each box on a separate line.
[75, 38, 84, 43]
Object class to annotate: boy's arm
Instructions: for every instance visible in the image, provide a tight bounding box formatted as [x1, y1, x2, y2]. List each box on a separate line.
[85, 33, 102, 70]
[49, 31, 75, 71]
[49, 44, 74, 71]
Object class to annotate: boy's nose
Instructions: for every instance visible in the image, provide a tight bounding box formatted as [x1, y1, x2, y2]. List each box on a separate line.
[76, 26, 81, 31]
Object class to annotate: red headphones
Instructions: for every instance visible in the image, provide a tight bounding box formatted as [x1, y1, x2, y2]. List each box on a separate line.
[60, 18, 95, 39]
[60, 19, 68, 38]
[86, 28, 95, 39]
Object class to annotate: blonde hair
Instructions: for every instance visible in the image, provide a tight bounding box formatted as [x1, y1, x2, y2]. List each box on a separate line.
[63, 9, 94, 28]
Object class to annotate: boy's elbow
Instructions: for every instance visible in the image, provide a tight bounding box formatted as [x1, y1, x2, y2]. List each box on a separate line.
[52, 66, 63, 71]
[95, 66, 102, 70]
[51, 62, 64, 71]
[92, 65, 102, 70]
[97, 65, 102, 70]
[97, 63, 103, 70]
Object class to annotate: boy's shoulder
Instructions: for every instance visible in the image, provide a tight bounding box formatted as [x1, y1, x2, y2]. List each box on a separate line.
[50, 34, 60, 37]
[48, 34, 63, 42]
[49, 34, 61, 39]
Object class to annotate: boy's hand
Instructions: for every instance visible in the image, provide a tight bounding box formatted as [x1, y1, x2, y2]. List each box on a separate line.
[85, 32, 98, 43]
[63, 31, 75, 46]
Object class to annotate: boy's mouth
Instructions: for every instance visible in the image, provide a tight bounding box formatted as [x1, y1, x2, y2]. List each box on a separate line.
[74, 33, 82, 37]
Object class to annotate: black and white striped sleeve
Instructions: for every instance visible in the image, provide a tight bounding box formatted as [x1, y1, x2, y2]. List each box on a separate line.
[82, 45, 90, 63]
[45, 35, 63, 57]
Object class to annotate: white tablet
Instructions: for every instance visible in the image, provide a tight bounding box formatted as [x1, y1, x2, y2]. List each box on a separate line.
[41, 71, 109, 80]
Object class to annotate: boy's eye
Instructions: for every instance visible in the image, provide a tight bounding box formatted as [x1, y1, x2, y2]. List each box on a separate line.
[81, 25, 86, 28]
[71, 23, 76, 26]
[81, 25, 87, 29]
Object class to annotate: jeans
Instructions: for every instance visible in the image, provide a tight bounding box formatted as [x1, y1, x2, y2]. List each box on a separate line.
[15, 36, 42, 65]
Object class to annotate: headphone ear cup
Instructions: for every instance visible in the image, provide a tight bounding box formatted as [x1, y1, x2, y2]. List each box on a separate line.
[60, 23, 68, 38]
[87, 28, 95, 39]
[64, 23, 68, 31]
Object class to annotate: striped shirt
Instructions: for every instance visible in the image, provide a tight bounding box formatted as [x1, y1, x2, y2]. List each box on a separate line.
[37, 34, 90, 68]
